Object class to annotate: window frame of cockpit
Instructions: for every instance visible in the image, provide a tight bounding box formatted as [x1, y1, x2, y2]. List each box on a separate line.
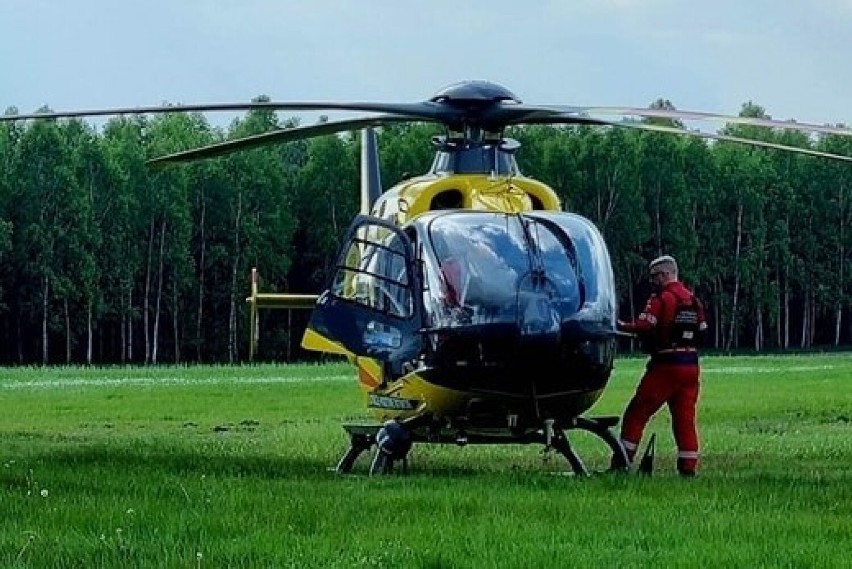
[329, 219, 418, 320]
[306, 215, 426, 363]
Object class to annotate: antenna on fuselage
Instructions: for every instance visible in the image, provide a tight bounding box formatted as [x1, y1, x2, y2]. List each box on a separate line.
[360, 127, 382, 215]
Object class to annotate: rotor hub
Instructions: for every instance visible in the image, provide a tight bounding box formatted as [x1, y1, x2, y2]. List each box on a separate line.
[430, 81, 521, 106]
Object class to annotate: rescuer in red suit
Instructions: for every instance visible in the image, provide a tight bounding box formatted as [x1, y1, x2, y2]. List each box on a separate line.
[616, 255, 707, 476]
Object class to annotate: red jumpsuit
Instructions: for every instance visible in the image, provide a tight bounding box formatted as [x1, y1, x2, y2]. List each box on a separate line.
[618, 280, 706, 475]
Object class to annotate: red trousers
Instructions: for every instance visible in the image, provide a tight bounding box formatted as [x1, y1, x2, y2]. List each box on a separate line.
[620, 361, 701, 474]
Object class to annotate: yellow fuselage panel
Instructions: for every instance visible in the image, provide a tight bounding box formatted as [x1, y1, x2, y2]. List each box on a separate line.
[381, 174, 560, 221]
[360, 367, 472, 422]
[301, 328, 353, 357]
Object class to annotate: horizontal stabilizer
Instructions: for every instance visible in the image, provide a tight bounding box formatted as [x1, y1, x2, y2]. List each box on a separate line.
[245, 293, 318, 309]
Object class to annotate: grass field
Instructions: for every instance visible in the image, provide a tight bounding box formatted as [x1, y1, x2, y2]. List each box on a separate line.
[2, 355, 851, 568]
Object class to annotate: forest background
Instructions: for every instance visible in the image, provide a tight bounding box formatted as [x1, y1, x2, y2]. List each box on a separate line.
[1, 99, 851, 365]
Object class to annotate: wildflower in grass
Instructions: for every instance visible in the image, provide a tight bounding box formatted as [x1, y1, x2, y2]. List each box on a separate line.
[40, 489, 49, 498]
[16, 533, 36, 563]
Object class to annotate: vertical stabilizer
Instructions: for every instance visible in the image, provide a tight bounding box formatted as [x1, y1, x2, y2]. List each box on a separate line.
[360, 127, 382, 214]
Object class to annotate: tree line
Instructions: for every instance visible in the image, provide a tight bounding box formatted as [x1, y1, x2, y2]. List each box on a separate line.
[1, 99, 850, 365]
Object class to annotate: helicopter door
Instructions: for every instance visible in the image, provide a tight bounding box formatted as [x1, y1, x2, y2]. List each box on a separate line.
[305, 215, 423, 362]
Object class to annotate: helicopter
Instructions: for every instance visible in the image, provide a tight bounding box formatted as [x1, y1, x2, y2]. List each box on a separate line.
[5, 80, 852, 476]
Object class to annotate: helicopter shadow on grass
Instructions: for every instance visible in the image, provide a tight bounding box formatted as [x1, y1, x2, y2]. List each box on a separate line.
[1, 443, 600, 489]
[2, 439, 336, 486]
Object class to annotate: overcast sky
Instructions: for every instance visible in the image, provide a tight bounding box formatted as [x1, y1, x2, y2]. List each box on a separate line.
[3, 0, 851, 130]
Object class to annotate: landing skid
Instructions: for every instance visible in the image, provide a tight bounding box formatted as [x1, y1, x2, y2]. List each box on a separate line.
[336, 416, 629, 476]
[334, 426, 410, 476]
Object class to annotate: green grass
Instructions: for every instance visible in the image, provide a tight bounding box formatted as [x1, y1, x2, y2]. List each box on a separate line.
[1, 355, 851, 568]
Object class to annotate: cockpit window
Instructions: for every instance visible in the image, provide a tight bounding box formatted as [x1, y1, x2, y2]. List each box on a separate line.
[424, 214, 525, 326]
[420, 212, 583, 329]
[331, 225, 413, 318]
[523, 211, 617, 329]
[524, 219, 582, 313]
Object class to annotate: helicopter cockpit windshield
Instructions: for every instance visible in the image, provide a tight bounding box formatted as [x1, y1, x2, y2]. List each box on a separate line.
[421, 212, 583, 329]
[307, 210, 615, 364]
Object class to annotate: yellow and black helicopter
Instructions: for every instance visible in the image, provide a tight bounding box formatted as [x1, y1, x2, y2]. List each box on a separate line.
[6, 81, 852, 475]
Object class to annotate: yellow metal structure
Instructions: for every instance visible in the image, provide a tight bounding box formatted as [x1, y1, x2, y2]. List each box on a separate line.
[246, 267, 318, 361]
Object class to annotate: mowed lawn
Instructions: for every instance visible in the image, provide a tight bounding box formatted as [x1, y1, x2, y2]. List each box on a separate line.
[1, 355, 850, 568]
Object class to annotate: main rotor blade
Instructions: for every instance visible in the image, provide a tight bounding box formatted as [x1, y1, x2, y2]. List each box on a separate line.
[1, 101, 460, 123]
[543, 105, 852, 138]
[602, 119, 852, 163]
[8, 95, 850, 141]
[147, 114, 420, 165]
[511, 113, 852, 162]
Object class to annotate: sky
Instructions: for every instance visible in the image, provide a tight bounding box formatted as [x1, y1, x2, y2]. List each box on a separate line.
[3, 0, 852, 131]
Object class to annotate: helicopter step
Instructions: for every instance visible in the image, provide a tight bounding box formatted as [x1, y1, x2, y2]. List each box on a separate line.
[336, 416, 629, 476]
